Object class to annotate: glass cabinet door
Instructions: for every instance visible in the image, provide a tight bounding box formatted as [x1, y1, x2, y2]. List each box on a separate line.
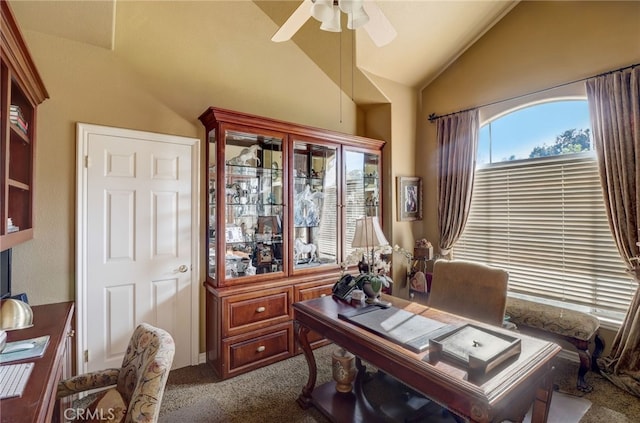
[209, 127, 285, 281]
[292, 141, 338, 270]
[343, 149, 381, 260]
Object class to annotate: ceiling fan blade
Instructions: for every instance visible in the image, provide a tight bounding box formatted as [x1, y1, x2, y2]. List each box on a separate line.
[271, 0, 314, 43]
[362, 1, 397, 47]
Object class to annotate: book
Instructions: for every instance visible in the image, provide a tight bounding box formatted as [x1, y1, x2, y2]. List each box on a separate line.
[9, 117, 28, 136]
[9, 105, 25, 121]
[0, 335, 50, 364]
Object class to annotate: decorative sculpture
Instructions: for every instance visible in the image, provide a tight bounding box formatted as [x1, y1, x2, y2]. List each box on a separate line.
[294, 184, 323, 227]
[294, 238, 317, 264]
[228, 144, 261, 166]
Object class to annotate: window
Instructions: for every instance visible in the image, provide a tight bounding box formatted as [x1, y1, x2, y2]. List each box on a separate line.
[455, 100, 637, 325]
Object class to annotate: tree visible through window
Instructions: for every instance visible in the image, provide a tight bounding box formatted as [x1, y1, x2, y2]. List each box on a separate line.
[456, 100, 636, 324]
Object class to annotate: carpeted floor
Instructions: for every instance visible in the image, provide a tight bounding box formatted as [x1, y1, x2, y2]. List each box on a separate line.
[159, 345, 640, 422]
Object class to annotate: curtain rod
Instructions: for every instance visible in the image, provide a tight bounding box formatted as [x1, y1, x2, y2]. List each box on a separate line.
[428, 62, 639, 123]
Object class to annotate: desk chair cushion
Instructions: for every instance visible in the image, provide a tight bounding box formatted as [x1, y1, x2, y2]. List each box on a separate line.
[428, 259, 509, 326]
[84, 388, 127, 422]
[117, 323, 175, 409]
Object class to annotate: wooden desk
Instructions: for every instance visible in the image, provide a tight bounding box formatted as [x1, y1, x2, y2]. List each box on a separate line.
[294, 295, 561, 423]
[1, 301, 74, 423]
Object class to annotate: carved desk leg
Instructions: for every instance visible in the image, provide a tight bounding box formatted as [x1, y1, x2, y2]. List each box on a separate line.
[296, 322, 317, 409]
[530, 370, 554, 423]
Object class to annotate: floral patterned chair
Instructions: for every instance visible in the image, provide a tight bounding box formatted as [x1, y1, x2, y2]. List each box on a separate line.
[56, 323, 175, 422]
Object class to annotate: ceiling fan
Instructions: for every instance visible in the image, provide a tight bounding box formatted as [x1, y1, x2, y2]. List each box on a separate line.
[271, 0, 397, 47]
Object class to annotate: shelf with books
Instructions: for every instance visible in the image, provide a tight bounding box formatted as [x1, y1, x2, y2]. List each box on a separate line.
[0, 1, 49, 251]
[9, 104, 29, 136]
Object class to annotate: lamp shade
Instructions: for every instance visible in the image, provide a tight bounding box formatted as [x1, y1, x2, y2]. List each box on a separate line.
[347, 5, 369, 29]
[351, 217, 388, 249]
[320, 6, 342, 32]
[311, 0, 335, 22]
[338, 0, 357, 14]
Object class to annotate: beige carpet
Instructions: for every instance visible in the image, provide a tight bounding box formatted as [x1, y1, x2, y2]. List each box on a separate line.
[522, 392, 590, 423]
[159, 345, 639, 422]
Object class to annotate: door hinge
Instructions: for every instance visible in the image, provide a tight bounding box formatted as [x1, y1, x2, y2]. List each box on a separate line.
[85, 155, 91, 168]
[84, 349, 89, 363]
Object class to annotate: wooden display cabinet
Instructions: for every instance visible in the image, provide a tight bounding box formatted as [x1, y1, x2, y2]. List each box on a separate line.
[199, 107, 385, 379]
[1, 1, 49, 251]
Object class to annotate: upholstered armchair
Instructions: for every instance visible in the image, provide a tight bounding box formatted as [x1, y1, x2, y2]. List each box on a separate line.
[56, 323, 175, 422]
[428, 259, 509, 326]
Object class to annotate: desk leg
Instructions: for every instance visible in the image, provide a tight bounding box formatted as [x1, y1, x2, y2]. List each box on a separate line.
[530, 373, 554, 423]
[296, 322, 317, 409]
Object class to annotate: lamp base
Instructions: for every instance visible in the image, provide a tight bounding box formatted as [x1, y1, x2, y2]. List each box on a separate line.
[362, 279, 388, 307]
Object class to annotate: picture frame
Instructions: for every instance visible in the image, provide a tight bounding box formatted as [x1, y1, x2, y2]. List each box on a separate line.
[225, 225, 244, 243]
[397, 177, 423, 221]
[257, 215, 279, 235]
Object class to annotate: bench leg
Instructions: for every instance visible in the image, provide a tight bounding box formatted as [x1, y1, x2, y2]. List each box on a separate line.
[573, 332, 605, 393]
[592, 333, 605, 373]
[576, 348, 593, 393]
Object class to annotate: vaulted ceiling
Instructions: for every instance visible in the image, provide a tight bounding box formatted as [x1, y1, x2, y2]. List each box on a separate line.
[10, 1, 518, 106]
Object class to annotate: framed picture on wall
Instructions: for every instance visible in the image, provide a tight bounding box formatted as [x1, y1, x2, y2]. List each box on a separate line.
[397, 176, 423, 221]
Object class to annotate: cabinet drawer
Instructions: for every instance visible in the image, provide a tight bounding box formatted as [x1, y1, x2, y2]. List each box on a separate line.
[296, 282, 334, 302]
[223, 286, 293, 337]
[294, 282, 334, 352]
[223, 323, 293, 378]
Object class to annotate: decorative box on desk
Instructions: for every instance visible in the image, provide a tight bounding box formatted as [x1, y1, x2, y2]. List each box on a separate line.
[429, 323, 521, 379]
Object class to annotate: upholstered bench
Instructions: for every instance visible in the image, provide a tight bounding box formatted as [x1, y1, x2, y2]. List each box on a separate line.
[505, 296, 605, 392]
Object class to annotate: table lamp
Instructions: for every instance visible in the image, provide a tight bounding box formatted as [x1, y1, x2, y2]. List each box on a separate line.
[351, 216, 390, 305]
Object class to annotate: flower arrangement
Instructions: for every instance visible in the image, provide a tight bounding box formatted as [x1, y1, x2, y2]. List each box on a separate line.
[393, 244, 413, 263]
[415, 238, 432, 249]
[393, 238, 434, 288]
[340, 245, 393, 295]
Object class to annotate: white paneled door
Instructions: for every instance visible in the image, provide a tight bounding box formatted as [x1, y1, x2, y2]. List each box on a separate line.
[77, 123, 200, 373]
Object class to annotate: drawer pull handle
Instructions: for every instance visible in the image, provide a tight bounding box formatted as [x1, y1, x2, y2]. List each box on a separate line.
[256, 306, 266, 313]
[256, 346, 266, 353]
[320, 293, 326, 297]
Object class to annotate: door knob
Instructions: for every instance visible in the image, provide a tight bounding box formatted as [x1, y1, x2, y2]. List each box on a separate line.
[178, 265, 189, 273]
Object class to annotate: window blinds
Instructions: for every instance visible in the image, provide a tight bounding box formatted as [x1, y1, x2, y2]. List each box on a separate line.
[454, 152, 637, 322]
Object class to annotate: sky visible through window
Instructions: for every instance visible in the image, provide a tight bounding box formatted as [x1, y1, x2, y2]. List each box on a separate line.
[479, 100, 591, 165]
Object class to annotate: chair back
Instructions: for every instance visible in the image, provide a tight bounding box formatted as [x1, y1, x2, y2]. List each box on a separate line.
[117, 323, 175, 422]
[428, 259, 508, 326]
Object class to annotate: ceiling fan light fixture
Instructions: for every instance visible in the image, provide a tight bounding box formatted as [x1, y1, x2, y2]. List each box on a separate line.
[311, 0, 334, 22]
[320, 6, 342, 32]
[338, 0, 356, 14]
[272, 0, 395, 46]
[347, 5, 369, 30]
